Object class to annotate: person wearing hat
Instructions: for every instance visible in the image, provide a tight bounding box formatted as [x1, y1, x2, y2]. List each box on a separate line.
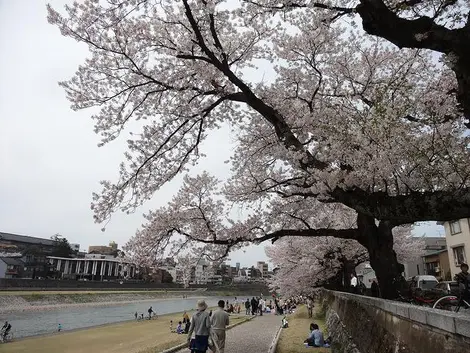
[188, 300, 211, 353]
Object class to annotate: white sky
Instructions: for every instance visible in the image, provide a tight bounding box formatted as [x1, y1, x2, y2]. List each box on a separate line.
[0, 1, 443, 269]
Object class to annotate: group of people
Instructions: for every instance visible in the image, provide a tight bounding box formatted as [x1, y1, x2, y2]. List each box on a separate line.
[245, 297, 267, 316]
[134, 306, 157, 321]
[170, 311, 191, 334]
[186, 299, 230, 353]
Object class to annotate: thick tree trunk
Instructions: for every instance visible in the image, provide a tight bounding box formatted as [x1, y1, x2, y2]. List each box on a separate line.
[357, 214, 405, 299]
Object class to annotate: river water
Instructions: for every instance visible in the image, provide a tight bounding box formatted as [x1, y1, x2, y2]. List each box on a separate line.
[5, 296, 239, 339]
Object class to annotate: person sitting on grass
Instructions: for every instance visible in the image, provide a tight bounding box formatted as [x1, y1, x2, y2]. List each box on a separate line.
[281, 316, 288, 328]
[304, 323, 324, 347]
[176, 321, 184, 334]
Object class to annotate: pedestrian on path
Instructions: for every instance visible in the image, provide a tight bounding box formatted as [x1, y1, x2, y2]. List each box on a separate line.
[244, 298, 250, 315]
[188, 300, 211, 353]
[210, 300, 230, 353]
[251, 297, 257, 316]
[175, 312, 281, 353]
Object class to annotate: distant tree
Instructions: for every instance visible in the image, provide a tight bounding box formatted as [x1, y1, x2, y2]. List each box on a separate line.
[50, 234, 75, 258]
[160, 269, 173, 283]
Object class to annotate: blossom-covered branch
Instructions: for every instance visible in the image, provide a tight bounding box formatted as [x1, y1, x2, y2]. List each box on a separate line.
[49, 0, 470, 298]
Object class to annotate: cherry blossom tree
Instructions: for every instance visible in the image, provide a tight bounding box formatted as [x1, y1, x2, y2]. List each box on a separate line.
[246, 0, 470, 128]
[266, 226, 424, 297]
[47, 0, 470, 298]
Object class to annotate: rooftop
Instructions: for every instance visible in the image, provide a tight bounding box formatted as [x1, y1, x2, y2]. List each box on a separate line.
[0, 232, 55, 247]
[0, 257, 25, 266]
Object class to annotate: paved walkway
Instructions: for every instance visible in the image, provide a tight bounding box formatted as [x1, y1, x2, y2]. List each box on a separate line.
[176, 314, 281, 353]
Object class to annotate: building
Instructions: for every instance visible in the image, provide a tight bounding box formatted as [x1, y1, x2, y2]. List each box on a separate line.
[47, 256, 137, 281]
[422, 249, 451, 280]
[0, 257, 24, 278]
[248, 266, 262, 279]
[403, 237, 447, 279]
[0, 232, 55, 253]
[88, 241, 118, 255]
[439, 218, 470, 277]
[356, 263, 376, 288]
[0, 232, 58, 278]
[257, 261, 269, 277]
[193, 258, 213, 284]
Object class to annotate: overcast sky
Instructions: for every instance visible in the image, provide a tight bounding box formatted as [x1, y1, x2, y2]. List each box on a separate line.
[0, 1, 444, 269]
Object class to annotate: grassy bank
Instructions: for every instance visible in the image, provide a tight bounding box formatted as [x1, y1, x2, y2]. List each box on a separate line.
[276, 305, 329, 353]
[2, 311, 250, 353]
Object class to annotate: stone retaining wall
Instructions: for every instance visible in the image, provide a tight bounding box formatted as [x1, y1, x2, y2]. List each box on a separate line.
[321, 290, 470, 353]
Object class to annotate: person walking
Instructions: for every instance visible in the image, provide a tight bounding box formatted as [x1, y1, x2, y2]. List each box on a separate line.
[307, 297, 313, 318]
[250, 297, 257, 316]
[210, 300, 230, 353]
[148, 306, 154, 320]
[244, 298, 251, 315]
[187, 300, 211, 353]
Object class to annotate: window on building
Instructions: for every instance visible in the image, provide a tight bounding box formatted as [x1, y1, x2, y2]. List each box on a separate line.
[450, 220, 462, 235]
[425, 262, 439, 275]
[453, 246, 467, 266]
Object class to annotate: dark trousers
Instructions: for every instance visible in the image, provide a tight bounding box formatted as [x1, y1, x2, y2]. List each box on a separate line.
[190, 335, 209, 353]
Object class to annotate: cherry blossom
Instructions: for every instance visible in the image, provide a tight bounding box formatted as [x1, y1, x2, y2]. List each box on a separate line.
[48, 0, 470, 298]
[266, 226, 424, 297]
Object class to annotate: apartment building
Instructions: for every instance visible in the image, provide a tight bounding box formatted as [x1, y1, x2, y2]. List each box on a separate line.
[257, 261, 269, 277]
[439, 218, 470, 277]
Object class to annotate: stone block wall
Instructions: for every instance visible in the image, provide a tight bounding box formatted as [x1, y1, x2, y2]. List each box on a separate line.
[321, 290, 470, 353]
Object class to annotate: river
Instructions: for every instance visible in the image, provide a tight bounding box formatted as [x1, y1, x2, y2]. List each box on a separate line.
[5, 296, 241, 339]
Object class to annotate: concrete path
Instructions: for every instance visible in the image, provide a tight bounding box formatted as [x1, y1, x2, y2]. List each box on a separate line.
[175, 313, 281, 353]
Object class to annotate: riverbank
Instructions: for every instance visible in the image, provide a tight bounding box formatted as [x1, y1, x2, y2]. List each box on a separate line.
[0, 290, 259, 314]
[2, 310, 251, 353]
[0, 290, 198, 314]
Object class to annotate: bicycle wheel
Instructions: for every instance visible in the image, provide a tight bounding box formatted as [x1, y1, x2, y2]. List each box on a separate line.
[432, 296, 458, 311]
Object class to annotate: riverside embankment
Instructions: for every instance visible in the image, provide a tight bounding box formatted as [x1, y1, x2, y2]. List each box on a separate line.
[0, 290, 194, 313]
[1, 294, 238, 338]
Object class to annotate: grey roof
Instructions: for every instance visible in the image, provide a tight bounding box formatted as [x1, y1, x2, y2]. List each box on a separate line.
[0, 257, 24, 266]
[423, 249, 448, 257]
[0, 232, 55, 246]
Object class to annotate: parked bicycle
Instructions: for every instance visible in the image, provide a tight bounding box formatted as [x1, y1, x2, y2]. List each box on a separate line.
[397, 292, 436, 307]
[432, 294, 470, 312]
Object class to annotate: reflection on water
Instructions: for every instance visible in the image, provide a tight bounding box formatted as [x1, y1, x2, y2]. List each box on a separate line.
[6, 296, 237, 339]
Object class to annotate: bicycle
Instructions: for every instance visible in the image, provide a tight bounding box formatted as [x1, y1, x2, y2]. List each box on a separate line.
[397, 293, 435, 307]
[0, 330, 13, 343]
[432, 294, 470, 312]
